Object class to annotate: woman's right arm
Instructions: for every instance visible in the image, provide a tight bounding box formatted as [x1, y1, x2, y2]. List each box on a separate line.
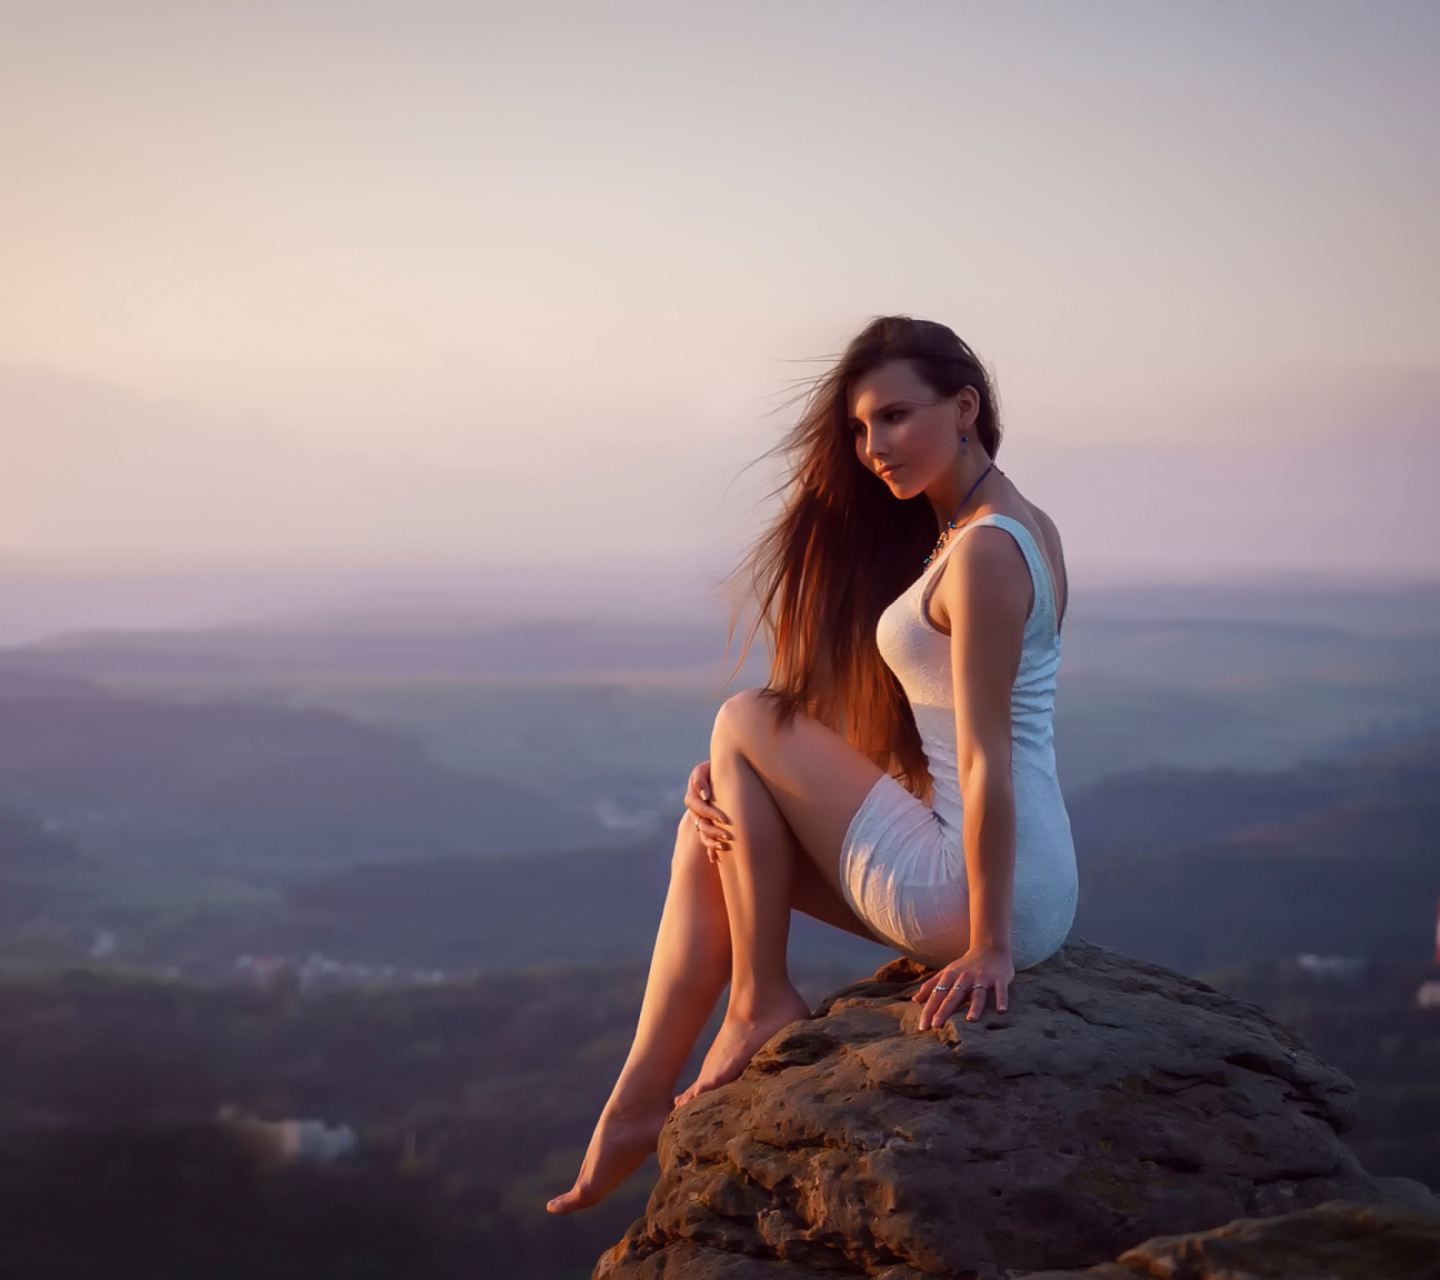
[684, 760, 732, 862]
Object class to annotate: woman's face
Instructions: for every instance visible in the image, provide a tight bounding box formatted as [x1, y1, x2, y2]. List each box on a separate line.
[848, 359, 974, 500]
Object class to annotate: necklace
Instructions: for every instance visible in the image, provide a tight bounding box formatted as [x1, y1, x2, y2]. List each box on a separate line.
[922, 462, 997, 568]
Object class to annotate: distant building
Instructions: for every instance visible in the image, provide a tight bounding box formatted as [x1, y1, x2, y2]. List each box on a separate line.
[235, 951, 453, 992]
[1295, 954, 1367, 982]
[234, 954, 292, 989]
[1417, 981, 1440, 1010]
[216, 1106, 357, 1167]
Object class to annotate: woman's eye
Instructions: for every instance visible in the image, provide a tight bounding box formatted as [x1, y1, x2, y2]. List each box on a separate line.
[883, 410, 906, 424]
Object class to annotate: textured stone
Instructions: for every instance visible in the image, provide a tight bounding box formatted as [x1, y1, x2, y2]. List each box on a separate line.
[596, 940, 1436, 1279]
[1015, 1199, 1440, 1279]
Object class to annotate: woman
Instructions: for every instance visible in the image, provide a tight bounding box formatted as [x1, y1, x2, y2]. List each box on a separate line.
[547, 315, 1077, 1215]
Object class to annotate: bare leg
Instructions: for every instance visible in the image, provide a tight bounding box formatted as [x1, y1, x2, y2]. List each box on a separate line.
[552, 688, 890, 1209]
[672, 689, 894, 1105]
[546, 816, 730, 1214]
[674, 744, 813, 1105]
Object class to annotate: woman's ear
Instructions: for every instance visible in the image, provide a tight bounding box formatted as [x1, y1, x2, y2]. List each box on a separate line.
[956, 385, 980, 421]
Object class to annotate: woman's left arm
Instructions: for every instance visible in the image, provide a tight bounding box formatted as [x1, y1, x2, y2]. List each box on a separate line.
[914, 528, 1030, 1028]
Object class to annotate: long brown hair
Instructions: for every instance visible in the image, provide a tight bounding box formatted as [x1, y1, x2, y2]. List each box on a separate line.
[726, 316, 1003, 799]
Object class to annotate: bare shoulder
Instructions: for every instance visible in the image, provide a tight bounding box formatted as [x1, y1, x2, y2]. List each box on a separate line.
[958, 521, 1030, 570]
[943, 524, 1032, 619]
[929, 528, 1031, 678]
[1015, 496, 1069, 624]
[1013, 496, 1066, 572]
[1024, 499, 1063, 548]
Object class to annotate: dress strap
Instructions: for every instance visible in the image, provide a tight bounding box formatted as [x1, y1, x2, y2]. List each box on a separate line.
[979, 514, 1058, 636]
[920, 513, 1058, 638]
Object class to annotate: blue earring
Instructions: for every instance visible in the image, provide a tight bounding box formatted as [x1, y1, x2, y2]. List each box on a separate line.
[960, 434, 969, 456]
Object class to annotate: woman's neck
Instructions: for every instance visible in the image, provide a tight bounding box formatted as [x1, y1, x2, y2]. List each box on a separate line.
[927, 457, 1001, 530]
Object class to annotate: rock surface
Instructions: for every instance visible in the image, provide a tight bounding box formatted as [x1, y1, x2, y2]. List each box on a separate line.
[1019, 1199, 1440, 1279]
[596, 940, 1436, 1279]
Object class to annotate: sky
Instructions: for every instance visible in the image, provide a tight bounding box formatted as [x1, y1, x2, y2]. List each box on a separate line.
[1, 0, 1438, 631]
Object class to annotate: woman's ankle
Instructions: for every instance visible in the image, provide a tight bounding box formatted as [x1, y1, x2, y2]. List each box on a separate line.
[603, 1087, 676, 1121]
[724, 977, 806, 1024]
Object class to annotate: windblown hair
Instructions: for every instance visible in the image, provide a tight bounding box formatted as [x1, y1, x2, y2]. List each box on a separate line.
[727, 316, 1003, 801]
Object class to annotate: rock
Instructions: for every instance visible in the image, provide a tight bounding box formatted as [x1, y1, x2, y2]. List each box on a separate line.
[596, 940, 1433, 1279]
[1015, 1199, 1440, 1279]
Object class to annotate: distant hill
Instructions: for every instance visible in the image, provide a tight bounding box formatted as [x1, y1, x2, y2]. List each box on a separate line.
[0, 802, 77, 871]
[9, 610, 1438, 796]
[0, 617, 750, 682]
[125, 734, 1440, 979]
[137, 840, 890, 975]
[1073, 734, 1440, 971]
[0, 666, 589, 877]
[0, 800, 80, 929]
[1, 647, 1435, 979]
[1066, 733, 1440, 856]
[137, 842, 670, 972]
[8, 609, 1436, 704]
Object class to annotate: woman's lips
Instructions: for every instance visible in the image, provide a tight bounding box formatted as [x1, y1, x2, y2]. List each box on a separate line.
[878, 464, 901, 479]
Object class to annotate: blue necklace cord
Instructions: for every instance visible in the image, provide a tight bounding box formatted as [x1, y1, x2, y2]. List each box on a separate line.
[923, 462, 997, 567]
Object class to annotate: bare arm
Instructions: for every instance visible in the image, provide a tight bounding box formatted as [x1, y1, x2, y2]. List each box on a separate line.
[914, 527, 1029, 1026]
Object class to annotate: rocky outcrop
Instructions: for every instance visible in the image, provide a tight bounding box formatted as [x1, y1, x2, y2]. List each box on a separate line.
[1019, 1199, 1440, 1279]
[596, 940, 1437, 1279]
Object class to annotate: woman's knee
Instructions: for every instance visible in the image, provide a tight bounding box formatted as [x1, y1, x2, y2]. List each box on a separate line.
[711, 687, 775, 757]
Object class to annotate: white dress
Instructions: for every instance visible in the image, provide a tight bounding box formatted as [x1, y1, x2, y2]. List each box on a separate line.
[837, 513, 1078, 970]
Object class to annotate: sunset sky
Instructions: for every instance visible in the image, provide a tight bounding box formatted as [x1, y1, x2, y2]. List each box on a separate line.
[2, 0, 1437, 630]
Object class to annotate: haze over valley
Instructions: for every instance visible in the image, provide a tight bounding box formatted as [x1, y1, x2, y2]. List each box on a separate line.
[1, 577, 1436, 978]
[3, 2, 1438, 1272]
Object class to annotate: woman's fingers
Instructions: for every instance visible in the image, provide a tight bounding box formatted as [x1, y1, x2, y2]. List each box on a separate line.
[690, 813, 732, 863]
[696, 817, 731, 846]
[687, 805, 732, 839]
[912, 972, 941, 1003]
[918, 970, 963, 1029]
[940, 975, 970, 1026]
[920, 990, 948, 1030]
[684, 761, 732, 863]
[920, 969, 1012, 1028]
[965, 984, 988, 1021]
[684, 762, 732, 829]
[693, 761, 720, 808]
[685, 803, 733, 846]
[682, 790, 732, 828]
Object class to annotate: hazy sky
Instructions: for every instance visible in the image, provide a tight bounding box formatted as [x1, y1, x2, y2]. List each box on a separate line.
[2, 0, 1438, 598]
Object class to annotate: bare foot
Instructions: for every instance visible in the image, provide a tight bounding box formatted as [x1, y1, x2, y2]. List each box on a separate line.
[546, 1100, 672, 1215]
[674, 986, 811, 1107]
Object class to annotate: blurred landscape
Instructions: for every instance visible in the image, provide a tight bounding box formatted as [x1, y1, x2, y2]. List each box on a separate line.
[0, 576, 1437, 1277]
[6, 0, 1439, 1272]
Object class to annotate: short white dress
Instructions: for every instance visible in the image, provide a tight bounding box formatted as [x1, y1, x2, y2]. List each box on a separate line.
[838, 513, 1078, 971]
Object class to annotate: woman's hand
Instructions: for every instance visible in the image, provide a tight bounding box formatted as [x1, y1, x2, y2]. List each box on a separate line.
[684, 760, 733, 863]
[912, 947, 1015, 1029]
